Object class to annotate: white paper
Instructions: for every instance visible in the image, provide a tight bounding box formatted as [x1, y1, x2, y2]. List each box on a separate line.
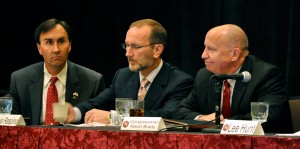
[65, 122, 109, 127]
[276, 131, 300, 136]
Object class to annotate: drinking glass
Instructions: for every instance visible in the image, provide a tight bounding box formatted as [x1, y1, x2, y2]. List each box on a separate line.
[0, 97, 13, 114]
[251, 102, 269, 123]
[115, 98, 134, 125]
[130, 100, 145, 117]
[52, 102, 69, 124]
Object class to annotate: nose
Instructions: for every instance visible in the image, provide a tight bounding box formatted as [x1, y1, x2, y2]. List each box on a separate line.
[201, 48, 208, 59]
[53, 42, 60, 53]
[125, 48, 133, 57]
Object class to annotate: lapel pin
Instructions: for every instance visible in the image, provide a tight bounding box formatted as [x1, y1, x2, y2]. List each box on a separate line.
[73, 92, 78, 100]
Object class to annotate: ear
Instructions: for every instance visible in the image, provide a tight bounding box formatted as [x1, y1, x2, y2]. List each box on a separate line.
[153, 44, 164, 58]
[68, 41, 72, 53]
[231, 48, 241, 61]
[37, 43, 43, 56]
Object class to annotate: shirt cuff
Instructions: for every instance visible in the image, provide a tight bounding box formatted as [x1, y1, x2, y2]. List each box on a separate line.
[194, 115, 202, 120]
[73, 107, 82, 123]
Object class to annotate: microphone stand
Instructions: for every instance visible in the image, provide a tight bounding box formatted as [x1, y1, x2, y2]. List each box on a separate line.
[214, 79, 222, 126]
[202, 77, 223, 133]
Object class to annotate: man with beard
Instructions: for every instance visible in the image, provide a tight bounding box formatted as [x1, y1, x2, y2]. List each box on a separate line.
[65, 19, 194, 124]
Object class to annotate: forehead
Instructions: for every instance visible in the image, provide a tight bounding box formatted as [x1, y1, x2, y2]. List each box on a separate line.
[126, 26, 151, 43]
[40, 24, 68, 40]
[205, 29, 228, 48]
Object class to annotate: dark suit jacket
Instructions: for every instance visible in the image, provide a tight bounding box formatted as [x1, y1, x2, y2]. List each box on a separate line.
[76, 62, 194, 121]
[10, 60, 106, 125]
[175, 55, 292, 133]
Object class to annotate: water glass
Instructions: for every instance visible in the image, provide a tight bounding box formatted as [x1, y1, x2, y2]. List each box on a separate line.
[52, 102, 70, 124]
[0, 97, 13, 114]
[251, 102, 269, 123]
[115, 98, 134, 125]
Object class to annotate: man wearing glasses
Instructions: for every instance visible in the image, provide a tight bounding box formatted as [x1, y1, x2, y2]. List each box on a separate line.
[65, 19, 194, 124]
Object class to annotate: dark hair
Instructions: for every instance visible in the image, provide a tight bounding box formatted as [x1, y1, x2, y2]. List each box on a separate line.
[34, 18, 71, 44]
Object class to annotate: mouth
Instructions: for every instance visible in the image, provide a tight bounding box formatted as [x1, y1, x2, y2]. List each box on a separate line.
[52, 56, 63, 61]
[204, 60, 212, 64]
[128, 58, 136, 63]
[129, 61, 137, 66]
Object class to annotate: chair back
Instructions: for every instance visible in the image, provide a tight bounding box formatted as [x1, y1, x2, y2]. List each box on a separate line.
[289, 96, 300, 132]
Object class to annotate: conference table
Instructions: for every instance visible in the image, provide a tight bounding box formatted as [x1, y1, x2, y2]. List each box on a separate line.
[1, 125, 300, 149]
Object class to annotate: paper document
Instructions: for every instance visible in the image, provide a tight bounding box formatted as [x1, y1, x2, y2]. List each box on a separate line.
[65, 122, 109, 127]
[276, 131, 300, 136]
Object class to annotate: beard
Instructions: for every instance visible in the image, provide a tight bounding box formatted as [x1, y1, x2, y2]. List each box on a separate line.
[128, 57, 154, 72]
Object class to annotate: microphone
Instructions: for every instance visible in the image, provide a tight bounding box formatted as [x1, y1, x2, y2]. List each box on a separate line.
[212, 71, 251, 82]
[205, 71, 251, 133]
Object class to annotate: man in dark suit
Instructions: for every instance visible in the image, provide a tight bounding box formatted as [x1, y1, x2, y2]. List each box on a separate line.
[65, 19, 194, 124]
[10, 18, 106, 125]
[175, 24, 292, 133]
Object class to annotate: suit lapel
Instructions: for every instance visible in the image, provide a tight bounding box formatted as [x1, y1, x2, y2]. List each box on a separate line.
[29, 64, 44, 125]
[125, 73, 139, 100]
[207, 79, 218, 112]
[65, 61, 80, 105]
[231, 57, 252, 115]
[231, 81, 247, 115]
[144, 63, 169, 110]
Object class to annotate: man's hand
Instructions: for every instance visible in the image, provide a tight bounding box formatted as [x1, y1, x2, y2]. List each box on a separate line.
[198, 113, 224, 122]
[84, 109, 110, 124]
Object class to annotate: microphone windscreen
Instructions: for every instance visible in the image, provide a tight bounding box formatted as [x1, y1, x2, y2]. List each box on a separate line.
[242, 71, 251, 82]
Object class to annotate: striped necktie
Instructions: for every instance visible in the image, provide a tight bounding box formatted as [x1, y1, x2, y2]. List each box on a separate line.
[137, 77, 150, 101]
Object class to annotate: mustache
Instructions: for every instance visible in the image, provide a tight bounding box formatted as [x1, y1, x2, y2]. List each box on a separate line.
[128, 58, 135, 62]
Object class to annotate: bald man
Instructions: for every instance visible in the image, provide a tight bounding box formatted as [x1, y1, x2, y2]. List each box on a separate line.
[175, 24, 292, 133]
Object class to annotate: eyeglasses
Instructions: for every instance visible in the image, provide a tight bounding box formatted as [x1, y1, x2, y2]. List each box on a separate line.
[121, 43, 157, 50]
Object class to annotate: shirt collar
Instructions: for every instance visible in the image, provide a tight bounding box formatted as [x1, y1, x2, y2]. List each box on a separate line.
[43, 62, 68, 87]
[227, 66, 242, 87]
[139, 59, 163, 83]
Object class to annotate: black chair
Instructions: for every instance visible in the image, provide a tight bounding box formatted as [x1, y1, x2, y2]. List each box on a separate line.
[288, 96, 300, 132]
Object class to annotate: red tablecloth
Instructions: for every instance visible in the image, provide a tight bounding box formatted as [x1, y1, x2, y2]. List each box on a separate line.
[0, 126, 300, 149]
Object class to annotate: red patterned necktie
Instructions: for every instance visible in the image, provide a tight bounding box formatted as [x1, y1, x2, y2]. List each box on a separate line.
[222, 80, 231, 118]
[45, 77, 59, 125]
[137, 78, 150, 101]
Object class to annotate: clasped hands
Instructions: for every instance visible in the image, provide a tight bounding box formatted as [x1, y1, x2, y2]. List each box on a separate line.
[64, 104, 110, 124]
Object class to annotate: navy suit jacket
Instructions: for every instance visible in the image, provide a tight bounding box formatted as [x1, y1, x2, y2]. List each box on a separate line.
[76, 62, 194, 121]
[10, 60, 106, 125]
[176, 55, 292, 133]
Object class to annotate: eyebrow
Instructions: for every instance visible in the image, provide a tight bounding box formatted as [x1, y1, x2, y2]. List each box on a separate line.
[43, 36, 66, 41]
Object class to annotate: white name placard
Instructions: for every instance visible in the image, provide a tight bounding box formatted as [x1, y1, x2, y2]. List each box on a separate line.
[121, 117, 166, 131]
[0, 114, 26, 126]
[221, 120, 264, 135]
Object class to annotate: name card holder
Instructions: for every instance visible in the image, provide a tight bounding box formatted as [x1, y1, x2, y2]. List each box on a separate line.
[121, 117, 166, 131]
[221, 119, 264, 135]
[0, 114, 26, 126]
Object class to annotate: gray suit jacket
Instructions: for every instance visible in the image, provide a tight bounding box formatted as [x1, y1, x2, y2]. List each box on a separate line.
[176, 55, 292, 133]
[10, 60, 106, 125]
[76, 62, 194, 122]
